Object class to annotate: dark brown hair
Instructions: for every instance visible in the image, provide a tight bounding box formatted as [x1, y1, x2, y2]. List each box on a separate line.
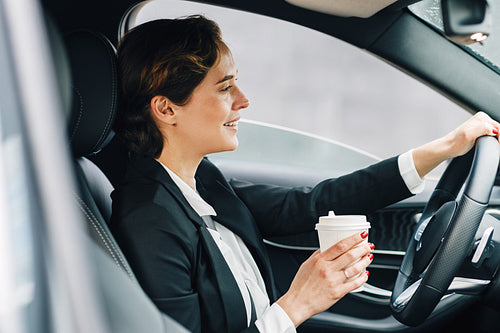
[115, 15, 226, 157]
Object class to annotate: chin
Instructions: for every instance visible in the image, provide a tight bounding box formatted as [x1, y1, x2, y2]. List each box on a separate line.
[207, 141, 239, 155]
[222, 136, 239, 151]
[222, 144, 239, 152]
[221, 139, 239, 152]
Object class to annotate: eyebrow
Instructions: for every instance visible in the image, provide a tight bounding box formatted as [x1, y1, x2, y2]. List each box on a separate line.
[216, 75, 234, 85]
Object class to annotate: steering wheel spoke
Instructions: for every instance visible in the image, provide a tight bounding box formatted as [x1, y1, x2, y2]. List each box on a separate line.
[447, 277, 490, 295]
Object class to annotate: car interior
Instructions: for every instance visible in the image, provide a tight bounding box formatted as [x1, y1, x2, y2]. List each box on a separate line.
[1, 0, 500, 332]
[59, 21, 189, 333]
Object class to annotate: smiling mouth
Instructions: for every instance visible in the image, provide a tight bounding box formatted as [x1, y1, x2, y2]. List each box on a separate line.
[223, 120, 239, 127]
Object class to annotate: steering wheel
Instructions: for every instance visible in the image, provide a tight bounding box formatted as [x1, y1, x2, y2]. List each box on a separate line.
[390, 135, 500, 326]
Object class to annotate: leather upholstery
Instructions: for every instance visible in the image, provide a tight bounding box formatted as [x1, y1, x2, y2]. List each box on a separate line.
[66, 30, 117, 157]
[64, 30, 137, 282]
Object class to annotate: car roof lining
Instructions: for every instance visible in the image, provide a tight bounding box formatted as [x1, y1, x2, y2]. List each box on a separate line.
[191, 0, 405, 48]
[284, 0, 399, 18]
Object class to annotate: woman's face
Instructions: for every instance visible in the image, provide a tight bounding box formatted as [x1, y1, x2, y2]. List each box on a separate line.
[173, 50, 249, 157]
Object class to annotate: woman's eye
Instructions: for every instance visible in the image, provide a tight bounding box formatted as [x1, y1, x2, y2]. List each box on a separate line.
[221, 85, 233, 92]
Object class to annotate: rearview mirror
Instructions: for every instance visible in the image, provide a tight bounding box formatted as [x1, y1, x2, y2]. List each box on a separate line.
[441, 0, 491, 45]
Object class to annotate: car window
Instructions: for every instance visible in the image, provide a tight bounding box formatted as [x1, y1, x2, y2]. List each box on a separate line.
[121, 0, 471, 177]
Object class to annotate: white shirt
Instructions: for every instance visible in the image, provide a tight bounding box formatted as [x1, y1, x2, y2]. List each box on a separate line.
[157, 161, 296, 332]
[156, 152, 423, 333]
[398, 149, 424, 194]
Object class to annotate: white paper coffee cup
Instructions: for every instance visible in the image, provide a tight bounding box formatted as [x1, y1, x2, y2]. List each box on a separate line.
[315, 211, 371, 292]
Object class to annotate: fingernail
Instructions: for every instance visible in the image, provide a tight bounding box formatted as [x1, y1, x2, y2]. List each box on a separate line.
[369, 243, 375, 250]
[493, 128, 499, 135]
[368, 253, 374, 260]
[361, 231, 369, 239]
[366, 271, 370, 277]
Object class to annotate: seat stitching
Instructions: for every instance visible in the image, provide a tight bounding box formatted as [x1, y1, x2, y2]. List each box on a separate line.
[69, 87, 84, 143]
[74, 194, 135, 279]
[77, 196, 132, 275]
[89, 33, 117, 153]
[75, 195, 121, 265]
[76, 196, 134, 278]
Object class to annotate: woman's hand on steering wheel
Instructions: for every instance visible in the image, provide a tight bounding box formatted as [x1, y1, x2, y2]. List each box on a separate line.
[412, 111, 500, 179]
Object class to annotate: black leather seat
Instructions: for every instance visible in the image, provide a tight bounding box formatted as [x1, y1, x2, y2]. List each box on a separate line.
[61, 28, 188, 332]
[65, 30, 137, 280]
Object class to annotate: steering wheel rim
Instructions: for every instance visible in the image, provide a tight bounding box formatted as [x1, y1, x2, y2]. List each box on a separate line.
[390, 135, 500, 326]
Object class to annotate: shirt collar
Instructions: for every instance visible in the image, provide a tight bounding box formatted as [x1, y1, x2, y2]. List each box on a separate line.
[155, 160, 217, 217]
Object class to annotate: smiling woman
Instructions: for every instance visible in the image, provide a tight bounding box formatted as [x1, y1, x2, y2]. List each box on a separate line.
[115, 17, 226, 158]
[110, 16, 381, 333]
[121, 0, 472, 180]
[108, 9, 500, 333]
[3, 0, 500, 332]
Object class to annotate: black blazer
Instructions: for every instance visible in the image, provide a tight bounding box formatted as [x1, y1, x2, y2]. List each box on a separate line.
[110, 156, 412, 333]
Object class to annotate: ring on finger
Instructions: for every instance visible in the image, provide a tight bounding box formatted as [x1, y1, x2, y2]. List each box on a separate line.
[343, 269, 350, 280]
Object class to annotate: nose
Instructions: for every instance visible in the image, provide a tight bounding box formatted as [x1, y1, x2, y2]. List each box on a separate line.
[232, 85, 250, 111]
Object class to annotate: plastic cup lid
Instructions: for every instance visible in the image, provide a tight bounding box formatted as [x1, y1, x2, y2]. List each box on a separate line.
[319, 214, 367, 224]
[315, 223, 371, 231]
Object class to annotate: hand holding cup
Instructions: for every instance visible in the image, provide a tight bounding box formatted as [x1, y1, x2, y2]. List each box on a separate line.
[276, 231, 373, 327]
[315, 211, 371, 291]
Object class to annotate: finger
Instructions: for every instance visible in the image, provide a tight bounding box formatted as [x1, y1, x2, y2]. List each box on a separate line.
[474, 111, 499, 136]
[342, 253, 373, 281]
[491, 120, 500, 137]
[334, 241, 373, 268]
[345, 270, 370, 292]
[310, 249, 321, 258]
[485, 122, 498, 136]
[320, 231, 369, 260]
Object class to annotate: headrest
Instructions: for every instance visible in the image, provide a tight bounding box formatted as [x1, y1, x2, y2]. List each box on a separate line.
[65, 30, 118, 157]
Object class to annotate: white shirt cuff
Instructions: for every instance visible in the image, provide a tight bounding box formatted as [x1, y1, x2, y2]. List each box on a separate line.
[398, 150, 425, 195]
[255, 303, 296, 333]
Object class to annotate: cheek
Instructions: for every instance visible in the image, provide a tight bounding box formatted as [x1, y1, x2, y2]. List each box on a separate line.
[186, 97, 231, 131]
[209, 101, 232, 123]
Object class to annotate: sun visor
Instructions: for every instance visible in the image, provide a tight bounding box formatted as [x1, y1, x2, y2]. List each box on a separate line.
[285, 0, 399, 18]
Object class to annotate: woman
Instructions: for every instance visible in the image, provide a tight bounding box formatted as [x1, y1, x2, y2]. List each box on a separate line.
[110, 16, 500, 333]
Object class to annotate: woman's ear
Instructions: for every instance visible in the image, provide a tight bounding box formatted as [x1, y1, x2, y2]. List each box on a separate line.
[150, 95, 177, 125]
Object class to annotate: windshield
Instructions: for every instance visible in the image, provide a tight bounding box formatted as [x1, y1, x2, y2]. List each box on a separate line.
[410, 0, 500, 74]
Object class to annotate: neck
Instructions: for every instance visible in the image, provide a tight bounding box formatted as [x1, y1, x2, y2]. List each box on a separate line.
[156, 148, 202, 190]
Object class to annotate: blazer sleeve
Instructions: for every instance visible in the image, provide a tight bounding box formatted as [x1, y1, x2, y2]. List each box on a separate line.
[112, 202, 203, 333]
[230, 156, 413, 237]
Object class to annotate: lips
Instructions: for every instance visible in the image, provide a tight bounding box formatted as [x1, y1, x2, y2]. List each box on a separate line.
[223, 117, 240, 127]
[223, 120, 239, 127]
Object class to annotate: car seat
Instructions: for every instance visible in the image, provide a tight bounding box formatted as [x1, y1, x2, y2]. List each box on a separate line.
[65, 30, 136, 280]
[59, 26, 188, 332]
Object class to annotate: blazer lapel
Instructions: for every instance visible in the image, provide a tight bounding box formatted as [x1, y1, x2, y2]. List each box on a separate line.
[196, 160, 278, 301]
[197, 178, 262, 250]
[198, 226, 248, 332]
[131, 157, 203, 227]
[131, 157, 249, 331]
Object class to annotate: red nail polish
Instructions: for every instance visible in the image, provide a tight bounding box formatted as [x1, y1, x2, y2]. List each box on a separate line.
[494, 128, 499, 135]
[360, 231, 368, 239]
[368, 253, 374, 260]
[366, 271, 370, 277]
[369, 243, 375, 250]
